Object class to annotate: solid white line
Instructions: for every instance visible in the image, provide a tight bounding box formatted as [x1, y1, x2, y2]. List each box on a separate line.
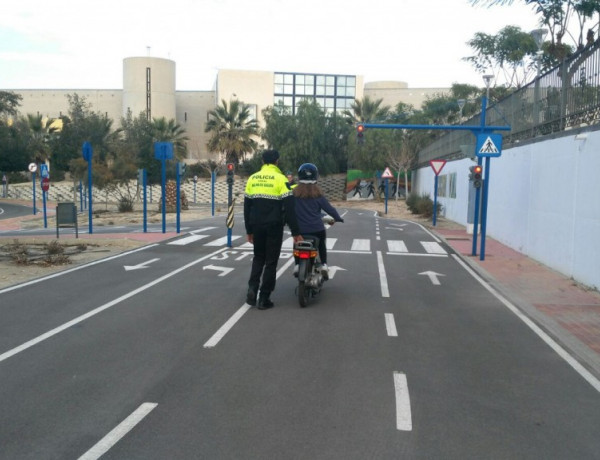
[385, 313, 398, 337]
[452, 254, 600, 394]
[386, 252, 447, 258]
[0, 244, 159, 295]
[376, 251, 390, 298]
[393, 372, 412, 431]
[78, 402, 157, 460]
[0, 247, 227, 363]
[204, 257, 295, 348]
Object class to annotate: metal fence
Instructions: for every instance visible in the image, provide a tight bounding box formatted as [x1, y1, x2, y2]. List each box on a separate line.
[418, 40, 600, 167]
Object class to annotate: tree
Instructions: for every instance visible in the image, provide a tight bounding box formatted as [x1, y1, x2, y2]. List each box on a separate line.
[205, 99, 259, 165]
[0, 91, 22, 118]
[463, 25, 541, 87]
[23, 114, 59, 164]
[261, 100, 345, 175]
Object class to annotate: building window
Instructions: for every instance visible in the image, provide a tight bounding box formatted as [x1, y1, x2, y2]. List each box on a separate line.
[274, 71, 357, 116]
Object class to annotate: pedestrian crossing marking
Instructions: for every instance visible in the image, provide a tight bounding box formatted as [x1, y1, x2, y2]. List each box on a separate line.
[168, 234, 209, 245]
[387, 240, 408, 253]
[204, 235, 242, 246]
[166, 232, 447, 257]
[351, 239, 370, 251]
[421, 241, 446, 254]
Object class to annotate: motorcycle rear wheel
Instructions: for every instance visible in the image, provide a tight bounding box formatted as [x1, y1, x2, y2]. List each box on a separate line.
[298, 281, 309, 308]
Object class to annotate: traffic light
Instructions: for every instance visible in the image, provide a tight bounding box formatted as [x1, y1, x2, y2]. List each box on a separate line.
[356, 124, 365, 145]
[473, 164, 483, 188]
[177, 162, 187, 176]
[226, 163, 235, 185]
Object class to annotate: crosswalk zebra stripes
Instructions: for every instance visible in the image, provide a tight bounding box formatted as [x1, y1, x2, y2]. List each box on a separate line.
[167, 232, 448, 256]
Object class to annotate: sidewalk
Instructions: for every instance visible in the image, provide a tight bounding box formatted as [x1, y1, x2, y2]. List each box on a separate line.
[434, 227, 600, 381]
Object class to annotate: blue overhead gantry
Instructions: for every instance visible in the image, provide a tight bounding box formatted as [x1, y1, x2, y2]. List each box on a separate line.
[356, 96, 510, 261]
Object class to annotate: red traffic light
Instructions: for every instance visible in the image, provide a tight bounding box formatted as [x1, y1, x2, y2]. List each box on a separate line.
[473, 165, 482, 174]
[357, 124, 365, 133]
[227, 163, 234, 171]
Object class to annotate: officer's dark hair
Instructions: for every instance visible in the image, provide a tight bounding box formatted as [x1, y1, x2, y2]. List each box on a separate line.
[262, 150, 280, 164]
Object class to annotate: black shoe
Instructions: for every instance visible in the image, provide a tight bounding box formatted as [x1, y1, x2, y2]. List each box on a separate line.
[257, 296, 274, 310]
[246, 286, 257, 306]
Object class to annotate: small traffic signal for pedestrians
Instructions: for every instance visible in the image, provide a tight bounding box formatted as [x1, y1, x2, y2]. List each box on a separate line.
[226, 163, 235, 185]
[356, 124, 365, 145]
[177, 162, 187, 176]
[473, 164, 483, 188]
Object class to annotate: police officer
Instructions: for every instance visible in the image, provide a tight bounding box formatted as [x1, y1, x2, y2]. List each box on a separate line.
[244, 150, 302, 309]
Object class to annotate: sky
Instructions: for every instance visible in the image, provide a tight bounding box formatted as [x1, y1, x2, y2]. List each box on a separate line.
[0, 0, 543, 91]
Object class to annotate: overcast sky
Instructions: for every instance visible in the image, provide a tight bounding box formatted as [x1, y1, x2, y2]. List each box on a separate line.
[1, 0, 543, 91]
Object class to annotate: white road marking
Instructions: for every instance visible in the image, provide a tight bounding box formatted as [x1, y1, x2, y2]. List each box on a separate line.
[204, 257, 296, 348]
[453, 254, 600, 393]
[78, 403, 157, 460]
[326, 238, 337, 249]
[191, 227, 217, 234]
[393, 372, 412, 431]
[376, 251, 390, 298]
[0, 244, 158, 294]
[0, 247, 227, 363]
[351, 239, 370, 251]
[282, 237, 295, 249]
[387, 240, 408, 253]
[204, 235, 242, 246]
[421, 241, 447, 254]
[385, 313, 398, 337]
[168, 234, 209, 245]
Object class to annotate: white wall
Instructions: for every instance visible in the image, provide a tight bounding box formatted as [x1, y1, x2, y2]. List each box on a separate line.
[414, 130, 600, 290]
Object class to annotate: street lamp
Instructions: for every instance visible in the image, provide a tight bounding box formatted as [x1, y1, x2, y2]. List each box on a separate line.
[457, 99, 466, 119]
[530, 28, 548, 128]
[483, 74, 493, 101]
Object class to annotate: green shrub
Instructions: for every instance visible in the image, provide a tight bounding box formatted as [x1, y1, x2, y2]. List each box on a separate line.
[406, 193, 419, 214]
[415, 193, 442, 217]
[118, 196, 134, 212]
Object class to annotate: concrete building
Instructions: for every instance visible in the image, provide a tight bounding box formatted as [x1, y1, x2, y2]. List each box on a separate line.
[6, 57, 448, 162]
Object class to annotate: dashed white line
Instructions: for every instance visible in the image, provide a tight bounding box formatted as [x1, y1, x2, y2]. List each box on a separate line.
[393, 372, 412, 431]
[385, 313, 398, 337]
[376, 251, 390, 298]
[78, 402, 157, 460]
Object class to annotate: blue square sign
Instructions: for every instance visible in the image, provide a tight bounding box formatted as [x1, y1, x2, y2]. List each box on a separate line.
[154, 142, 174, 160]
[476, 133, 502, 158]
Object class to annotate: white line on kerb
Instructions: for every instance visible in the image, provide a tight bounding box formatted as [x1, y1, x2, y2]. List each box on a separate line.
[204, 257, 296, 348]
[376, 251, 390, 298]
[385, 313, 398, 337]
[393, 372, 412, 431]
[78, 402, 157, 460]
[452, 254, 600, 394]
[0, 247, 227, 363]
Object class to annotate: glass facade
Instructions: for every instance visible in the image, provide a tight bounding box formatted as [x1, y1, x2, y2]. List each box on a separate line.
[274, 72, 356, 115]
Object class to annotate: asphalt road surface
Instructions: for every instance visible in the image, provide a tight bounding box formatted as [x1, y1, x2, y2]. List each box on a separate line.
[0, 201, 35, 220]
[1, 209, 599, 459]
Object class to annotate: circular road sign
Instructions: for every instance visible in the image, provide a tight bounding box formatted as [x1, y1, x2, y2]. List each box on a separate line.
[28, 163, 37, 173]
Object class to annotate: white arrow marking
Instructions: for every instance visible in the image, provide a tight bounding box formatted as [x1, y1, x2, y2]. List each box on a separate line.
[385, 227, 404, 232]
[419, 270, 445, 285]
[203, 265, 234, 276]
[124, 258, 160, 271]
[326, 266, 346, 279]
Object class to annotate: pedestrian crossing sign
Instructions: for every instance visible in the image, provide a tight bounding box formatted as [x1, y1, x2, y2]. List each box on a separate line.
[381, 167, 394, 179]
[476, 133, 502, 158]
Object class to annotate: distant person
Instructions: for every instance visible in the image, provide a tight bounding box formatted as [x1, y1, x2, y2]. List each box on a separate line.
[244, 150, 302, 309]
[286, 171, 297, 188]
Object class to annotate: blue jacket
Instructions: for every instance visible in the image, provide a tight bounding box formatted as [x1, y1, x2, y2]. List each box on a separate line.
[294, 196, 343, 234]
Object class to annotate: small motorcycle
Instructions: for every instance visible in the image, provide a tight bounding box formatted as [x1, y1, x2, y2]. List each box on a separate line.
[292, 216, 334, 308]
[293, 237, 325, 308]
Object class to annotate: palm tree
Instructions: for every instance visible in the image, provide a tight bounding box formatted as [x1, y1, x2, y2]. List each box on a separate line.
[24, 113, 59, 163]
[205, 99, 259, 164]
[342, 96, 391, 124]
[151, 117, 188, 159]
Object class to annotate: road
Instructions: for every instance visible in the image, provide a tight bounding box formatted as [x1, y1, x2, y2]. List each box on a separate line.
[1, 209, 599, 459]
[0, 201, 34, 220]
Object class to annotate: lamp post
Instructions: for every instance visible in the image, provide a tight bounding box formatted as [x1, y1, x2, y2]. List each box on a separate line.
[531, 28, 548, 128]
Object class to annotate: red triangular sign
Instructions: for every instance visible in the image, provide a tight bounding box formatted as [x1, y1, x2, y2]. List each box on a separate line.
[381, 167, 394, 179]
[429, 160, 446, 176]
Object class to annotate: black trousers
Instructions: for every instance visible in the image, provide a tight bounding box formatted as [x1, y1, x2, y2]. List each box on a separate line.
[248, 223, 284, 295]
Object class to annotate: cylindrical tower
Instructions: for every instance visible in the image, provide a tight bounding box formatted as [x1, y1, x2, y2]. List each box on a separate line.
[122, 57, 176, 121]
